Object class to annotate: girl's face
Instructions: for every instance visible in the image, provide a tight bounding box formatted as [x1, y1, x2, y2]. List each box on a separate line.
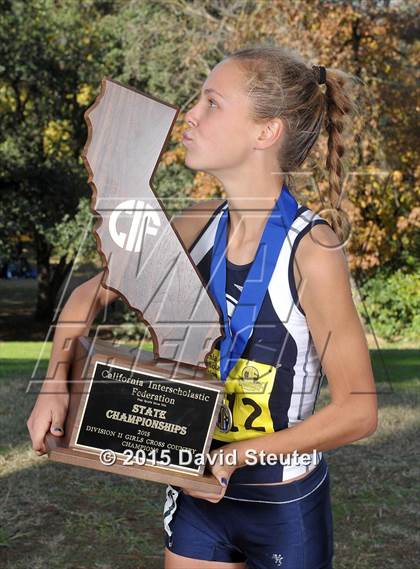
[183, 59, 259, 175]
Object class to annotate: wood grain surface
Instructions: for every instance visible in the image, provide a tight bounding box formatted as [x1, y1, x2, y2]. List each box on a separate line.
[82, 78, 223, 368]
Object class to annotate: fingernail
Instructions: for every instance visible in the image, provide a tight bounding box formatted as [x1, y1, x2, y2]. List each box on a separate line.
[52, 427, 63, 432]
[221, 477, 228, 486]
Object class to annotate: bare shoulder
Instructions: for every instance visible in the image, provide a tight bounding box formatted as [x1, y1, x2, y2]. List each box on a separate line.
[296, 222, 344, 262]
[293, 222, 352, 313]
[74, 270, 119, 308]
[171, 198, 226, 251]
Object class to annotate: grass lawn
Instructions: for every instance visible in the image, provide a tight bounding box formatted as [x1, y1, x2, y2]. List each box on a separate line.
[0, 340, 419, 568]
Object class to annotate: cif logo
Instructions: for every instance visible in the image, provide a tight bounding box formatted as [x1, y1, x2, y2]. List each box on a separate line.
[109, 200, 160, 252]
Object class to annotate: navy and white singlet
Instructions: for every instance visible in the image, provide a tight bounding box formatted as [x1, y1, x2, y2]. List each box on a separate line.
[190, 199, 332, 483]
[163, 198, 335, 568]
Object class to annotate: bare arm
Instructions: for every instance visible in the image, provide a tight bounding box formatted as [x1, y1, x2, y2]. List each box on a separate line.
[26, 272, 119, 454]
[27, 197, 225, 455]
[45, 272, 118, 386]
[222, 223, 378, 465]
[42, 197, 224, 390]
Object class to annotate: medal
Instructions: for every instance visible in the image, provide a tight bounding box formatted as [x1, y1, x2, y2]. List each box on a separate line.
[209, 182, 299, 382]
[216, 401, 233, 433]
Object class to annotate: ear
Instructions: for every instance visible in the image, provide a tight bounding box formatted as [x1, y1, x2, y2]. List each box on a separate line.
[254, 118, 284, 150]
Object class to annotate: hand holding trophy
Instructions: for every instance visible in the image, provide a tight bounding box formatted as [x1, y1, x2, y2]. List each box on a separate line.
[31, 79, 229, 496]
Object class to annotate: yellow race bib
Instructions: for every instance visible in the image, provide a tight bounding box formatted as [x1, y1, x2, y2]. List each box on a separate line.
[205, 348, 277, 442]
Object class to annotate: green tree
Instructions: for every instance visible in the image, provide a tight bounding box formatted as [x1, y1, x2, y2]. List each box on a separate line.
[1, 0, 418, 330]
[120, 0, 419, 276]
[0, 0, 124, 319]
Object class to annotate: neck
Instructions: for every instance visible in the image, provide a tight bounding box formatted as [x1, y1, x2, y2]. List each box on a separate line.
[226, 174, 285, 243]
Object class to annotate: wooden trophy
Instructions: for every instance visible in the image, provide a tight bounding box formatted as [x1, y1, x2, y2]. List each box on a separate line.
[45, 78, 225, 495]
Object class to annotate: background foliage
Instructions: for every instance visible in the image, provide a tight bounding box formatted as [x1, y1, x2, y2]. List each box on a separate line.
[0, 0, 418, 340]
[357, 267, 420, 341]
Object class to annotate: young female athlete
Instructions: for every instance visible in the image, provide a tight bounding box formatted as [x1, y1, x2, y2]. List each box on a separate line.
[162, 46, 377, 568]
[27, 45, 377, 569]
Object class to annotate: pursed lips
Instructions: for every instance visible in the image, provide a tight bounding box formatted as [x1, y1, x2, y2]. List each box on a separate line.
[183, 131, 194, 141]
[182, 132, 194, 145]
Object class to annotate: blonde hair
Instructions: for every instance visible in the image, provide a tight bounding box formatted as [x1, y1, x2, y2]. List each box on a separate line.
[225, 45, 361, 241]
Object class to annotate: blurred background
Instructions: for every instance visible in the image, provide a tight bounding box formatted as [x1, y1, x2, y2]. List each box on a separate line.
[0, 1, 418, 568]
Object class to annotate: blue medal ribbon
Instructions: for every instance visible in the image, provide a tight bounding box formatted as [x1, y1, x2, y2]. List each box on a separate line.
[209, 182, 299, 381]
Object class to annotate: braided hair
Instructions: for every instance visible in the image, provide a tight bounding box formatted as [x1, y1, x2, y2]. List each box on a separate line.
[225, 45, 361, 244]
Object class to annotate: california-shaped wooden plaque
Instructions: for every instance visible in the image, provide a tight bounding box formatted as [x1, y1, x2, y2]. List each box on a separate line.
[84, 78, 222, 367]
[45, 79, 225, 495]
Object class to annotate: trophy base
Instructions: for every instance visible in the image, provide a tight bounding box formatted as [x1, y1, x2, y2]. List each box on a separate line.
[46, 437, 222, 493]
[45, 336, 224, 496]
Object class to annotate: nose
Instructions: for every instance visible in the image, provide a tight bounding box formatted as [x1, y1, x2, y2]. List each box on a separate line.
[184, 102, 199, 129]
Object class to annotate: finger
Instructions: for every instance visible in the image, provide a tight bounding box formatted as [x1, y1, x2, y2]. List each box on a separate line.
[32, 435, 48, 455]
[210, 466, 231, 487]
[201, 494, 224, 503]
[28, 434, 46, 454]
[183, 490, 225, 502]
[31, 419, 51, 455]
[49, 407, 66, 436]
